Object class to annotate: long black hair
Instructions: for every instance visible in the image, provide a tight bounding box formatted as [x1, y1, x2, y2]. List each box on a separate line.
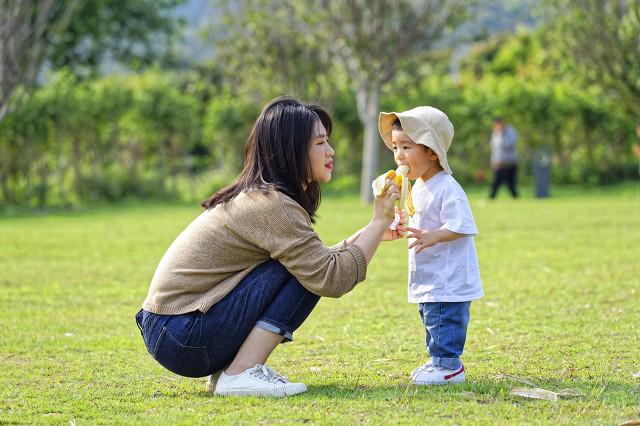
[201, 96, 332, 223]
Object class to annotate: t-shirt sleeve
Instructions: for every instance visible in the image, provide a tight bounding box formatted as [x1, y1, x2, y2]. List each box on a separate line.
[439, 198, 478, 236]
[236, 192, 367, 298]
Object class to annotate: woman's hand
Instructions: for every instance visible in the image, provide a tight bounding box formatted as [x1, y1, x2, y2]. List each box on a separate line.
[348, 179, 400, 264]
[373, 178, 399, 225]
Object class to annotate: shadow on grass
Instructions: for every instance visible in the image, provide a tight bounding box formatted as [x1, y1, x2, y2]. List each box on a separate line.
[192, 380, 638, 405]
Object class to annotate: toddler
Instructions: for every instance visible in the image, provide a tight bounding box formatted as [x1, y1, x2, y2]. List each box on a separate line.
[378, 106, 483, 385]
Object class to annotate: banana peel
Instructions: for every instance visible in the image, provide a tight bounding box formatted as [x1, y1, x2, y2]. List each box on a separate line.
[371, 165, 415, 228]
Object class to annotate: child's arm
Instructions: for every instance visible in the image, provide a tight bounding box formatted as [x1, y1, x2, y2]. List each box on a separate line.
[398, 226, 465, 254]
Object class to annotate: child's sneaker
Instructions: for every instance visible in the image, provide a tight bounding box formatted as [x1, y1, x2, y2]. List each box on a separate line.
[214, 364, 307, 397]
[411, 362, 465, 385]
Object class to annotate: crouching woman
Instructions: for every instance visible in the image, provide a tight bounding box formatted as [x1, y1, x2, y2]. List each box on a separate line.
[135, 97, 401, 397]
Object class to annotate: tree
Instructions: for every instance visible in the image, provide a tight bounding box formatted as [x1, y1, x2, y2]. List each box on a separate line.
[0, 0, 78, 120]
[214, 0, 472, 202]
[318, 0, 472, 202]
[0, 0, 184, 122]
[48, 0, 185, 72]
[548, 0, 640, 119]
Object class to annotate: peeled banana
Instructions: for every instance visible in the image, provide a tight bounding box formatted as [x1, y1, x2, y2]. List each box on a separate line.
[371, 165, 415, 220]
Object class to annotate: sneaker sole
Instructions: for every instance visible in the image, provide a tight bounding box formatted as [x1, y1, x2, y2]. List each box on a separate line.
[214, 384, 307, 397]
[412, 376, 466, 385]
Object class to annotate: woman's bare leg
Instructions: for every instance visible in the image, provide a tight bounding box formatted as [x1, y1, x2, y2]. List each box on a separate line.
[225, 327, 282, 375]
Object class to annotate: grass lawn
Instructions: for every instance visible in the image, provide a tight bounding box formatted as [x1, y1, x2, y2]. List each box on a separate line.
[1, 184, 639, 425]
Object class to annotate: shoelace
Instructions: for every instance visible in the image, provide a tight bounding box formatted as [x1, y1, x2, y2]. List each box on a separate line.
[412, 362, 435, 378]
[249, 364, 288, 384]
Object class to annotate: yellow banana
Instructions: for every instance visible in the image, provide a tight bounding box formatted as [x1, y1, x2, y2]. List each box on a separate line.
[371, 165, 415, 217]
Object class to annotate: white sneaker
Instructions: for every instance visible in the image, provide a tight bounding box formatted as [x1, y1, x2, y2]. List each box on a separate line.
[411, 360, 434, 380]
[412, 362, 465, 385]
[214, 364, 307, 397]
[205, 371, 222, 393]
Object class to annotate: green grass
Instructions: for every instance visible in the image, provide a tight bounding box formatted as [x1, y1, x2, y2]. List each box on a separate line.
[1, 184, 639, 425]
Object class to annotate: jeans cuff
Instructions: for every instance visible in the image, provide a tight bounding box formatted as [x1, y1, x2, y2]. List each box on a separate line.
[431, 356, 462, 370]
[255, 320, 293, 343]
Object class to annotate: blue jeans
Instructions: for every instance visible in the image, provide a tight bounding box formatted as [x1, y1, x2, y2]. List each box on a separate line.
[135, 260, 320, 378]
[418, 301, 471, 370]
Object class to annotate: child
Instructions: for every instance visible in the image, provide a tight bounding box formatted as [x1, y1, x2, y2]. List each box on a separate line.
[378, 106, 483, 385]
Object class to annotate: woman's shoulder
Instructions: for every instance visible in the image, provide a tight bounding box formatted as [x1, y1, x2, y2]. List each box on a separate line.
[224, 188, 309, 220]
[222, 188, 280, 212]
[232, 187, 291, 205]
[218, 188, 313, 237]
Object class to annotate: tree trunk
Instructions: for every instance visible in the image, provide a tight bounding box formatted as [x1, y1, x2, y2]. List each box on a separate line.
[0, 171, 12, 205]
[356, 81, 380, 204]
[72, 136, 83, 199]
[36, 162, 49, 208]
[156, 139, 168, 197]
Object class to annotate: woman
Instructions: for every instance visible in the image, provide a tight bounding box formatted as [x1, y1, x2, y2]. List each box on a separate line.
[135, 97, 401, 397]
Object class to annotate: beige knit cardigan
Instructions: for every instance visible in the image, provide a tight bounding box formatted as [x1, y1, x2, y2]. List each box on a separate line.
[143, 189, 367, 315]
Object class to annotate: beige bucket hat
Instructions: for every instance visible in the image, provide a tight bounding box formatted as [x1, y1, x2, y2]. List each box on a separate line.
[378, 106, 454, 174]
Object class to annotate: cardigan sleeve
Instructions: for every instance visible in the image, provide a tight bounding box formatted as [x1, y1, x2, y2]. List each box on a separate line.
[230, 191, 367, 297]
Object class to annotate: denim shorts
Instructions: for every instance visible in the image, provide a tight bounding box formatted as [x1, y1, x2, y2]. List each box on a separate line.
[135, 260, 320, 377]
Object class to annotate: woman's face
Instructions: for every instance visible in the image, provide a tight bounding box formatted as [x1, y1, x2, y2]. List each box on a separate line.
[308, 120, 334, 183]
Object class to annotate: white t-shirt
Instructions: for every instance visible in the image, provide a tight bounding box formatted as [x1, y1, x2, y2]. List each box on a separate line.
[407, 172, 483, 303]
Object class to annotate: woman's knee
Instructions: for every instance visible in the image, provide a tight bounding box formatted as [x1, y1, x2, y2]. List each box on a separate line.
[255, 259, 290, 280]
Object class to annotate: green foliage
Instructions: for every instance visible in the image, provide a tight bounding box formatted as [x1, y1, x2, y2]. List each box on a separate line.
[384, 29, 638, 185]
[547, 0, 640, 118]
[0, 0, 186, 125]
[0, 69, 202, 206]
[214, 0, 476, 203]
[2, 21, 639, 208]
[0, 189, 639, 423]
[50, 0, 186, 72]
[212, 0, 336, 102]
[202, 87, 260, 172]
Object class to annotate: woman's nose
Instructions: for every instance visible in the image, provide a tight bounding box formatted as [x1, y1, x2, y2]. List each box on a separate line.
[327, 143, 335, 156]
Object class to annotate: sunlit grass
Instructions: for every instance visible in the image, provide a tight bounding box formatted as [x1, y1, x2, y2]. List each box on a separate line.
[1, 184, 639, 424]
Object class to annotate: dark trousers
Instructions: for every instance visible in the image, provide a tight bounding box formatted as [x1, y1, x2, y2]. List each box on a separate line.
[135, 260, 320, 378]
[490, 164, 518, 198]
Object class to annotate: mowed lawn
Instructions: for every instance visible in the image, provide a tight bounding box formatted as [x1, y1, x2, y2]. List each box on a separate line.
[1, 185, 639, 425]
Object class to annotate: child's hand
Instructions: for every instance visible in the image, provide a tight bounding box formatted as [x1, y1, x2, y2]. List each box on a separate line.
[382, 228, 401, 241]
[399, 226, 439, 253]
[382, 209, 406, 241]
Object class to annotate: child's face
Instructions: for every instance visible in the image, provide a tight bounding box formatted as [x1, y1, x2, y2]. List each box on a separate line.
[392, 129, 441, 180]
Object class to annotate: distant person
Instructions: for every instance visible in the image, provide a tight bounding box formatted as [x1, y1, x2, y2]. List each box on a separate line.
[489, 117, 519, 199]
[136, 97, 403, 397]
[378, 106, 484, 385]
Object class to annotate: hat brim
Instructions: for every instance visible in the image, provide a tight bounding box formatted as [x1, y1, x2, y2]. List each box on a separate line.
[378, 111, 453, 174]
[378, 112, 398, 150]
